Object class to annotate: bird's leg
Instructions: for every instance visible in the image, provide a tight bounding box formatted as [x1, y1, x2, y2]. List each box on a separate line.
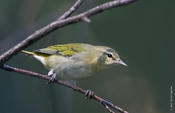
[47, 69, 57, 84]
[85, 89, 94, 100]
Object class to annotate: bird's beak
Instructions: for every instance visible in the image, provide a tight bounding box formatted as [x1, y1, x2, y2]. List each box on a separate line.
[118, 59, 128, 66]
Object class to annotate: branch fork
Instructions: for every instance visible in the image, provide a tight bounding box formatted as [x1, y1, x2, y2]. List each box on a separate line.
[82, 17, 91, 23]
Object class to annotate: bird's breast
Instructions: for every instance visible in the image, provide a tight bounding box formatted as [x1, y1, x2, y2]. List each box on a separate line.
[45, 55, 95, 80]
[57, 64, 93, 80]
[45, 53, 104, 80]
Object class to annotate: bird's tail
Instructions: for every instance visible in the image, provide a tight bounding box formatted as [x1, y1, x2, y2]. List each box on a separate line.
[21, 50, 35, 56]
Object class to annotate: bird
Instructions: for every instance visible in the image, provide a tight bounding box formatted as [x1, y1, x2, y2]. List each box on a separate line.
[22, 43, 127, 81]
[21, 43, 127, 98]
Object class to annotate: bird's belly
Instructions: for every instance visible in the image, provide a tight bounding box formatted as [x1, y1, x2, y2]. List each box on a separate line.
[47, 55, 95, 80]
[55, 64, 93, 80]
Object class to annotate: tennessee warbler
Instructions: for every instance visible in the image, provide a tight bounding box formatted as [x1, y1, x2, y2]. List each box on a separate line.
[22, 43, 127, 83]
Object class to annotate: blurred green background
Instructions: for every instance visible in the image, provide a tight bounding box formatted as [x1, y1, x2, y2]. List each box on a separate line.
[0, 0, 174, 113]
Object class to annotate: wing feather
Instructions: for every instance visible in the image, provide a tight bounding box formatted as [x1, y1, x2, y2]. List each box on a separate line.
[34, 43, 85, 57]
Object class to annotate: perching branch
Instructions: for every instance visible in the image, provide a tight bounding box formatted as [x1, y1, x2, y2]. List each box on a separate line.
[0, 0, 136, 113]
[0, 0, 135, 65]
[2, 64, 128, 113]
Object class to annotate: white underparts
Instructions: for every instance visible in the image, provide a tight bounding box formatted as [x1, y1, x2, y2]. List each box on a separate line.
[33, 55, 46, 65]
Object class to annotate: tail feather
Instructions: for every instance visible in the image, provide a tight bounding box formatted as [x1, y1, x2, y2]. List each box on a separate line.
[21, 50, 35, 56]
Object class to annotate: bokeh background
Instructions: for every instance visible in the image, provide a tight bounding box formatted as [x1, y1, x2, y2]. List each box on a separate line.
[0, 0, 174, 113]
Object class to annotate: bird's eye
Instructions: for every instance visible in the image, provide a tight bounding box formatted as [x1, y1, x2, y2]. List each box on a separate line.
[107, 53, 113, 58]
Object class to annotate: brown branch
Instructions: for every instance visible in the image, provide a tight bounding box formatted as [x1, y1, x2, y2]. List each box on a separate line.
[0, 0, 135, 65]
[57, 0, 85, 20]
[1, 64, 128, 113]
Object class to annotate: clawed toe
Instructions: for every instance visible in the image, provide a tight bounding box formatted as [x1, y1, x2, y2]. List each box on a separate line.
[47, 69, 57, 84]
[48, 73, 57, 84]
[85, 89, 94, 100]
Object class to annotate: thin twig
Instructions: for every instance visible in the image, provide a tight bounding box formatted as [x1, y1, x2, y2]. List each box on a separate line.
[0, 0, 135, 65]
[1, 64, 128, 113]
[58, 0, 85, 20]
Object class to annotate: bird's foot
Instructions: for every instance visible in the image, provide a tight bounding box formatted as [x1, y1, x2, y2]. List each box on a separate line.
[85, 89, 94, 100]
[47, 69, 57, 84]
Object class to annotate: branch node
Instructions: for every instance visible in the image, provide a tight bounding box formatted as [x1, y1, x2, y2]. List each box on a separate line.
[102, 101, 115, 113]
[58, 0, 84, 20]
[2, 64, 12, 71]
[82, 17, 91, 23]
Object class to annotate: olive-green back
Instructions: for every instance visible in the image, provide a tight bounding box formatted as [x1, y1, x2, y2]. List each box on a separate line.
[34, 43, 85, 57]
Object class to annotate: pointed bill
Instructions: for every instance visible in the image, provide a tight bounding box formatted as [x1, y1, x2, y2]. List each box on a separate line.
[118, 59, 128, 66]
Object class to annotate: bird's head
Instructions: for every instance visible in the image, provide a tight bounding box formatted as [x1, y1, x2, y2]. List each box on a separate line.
[95, 46, 128, 67]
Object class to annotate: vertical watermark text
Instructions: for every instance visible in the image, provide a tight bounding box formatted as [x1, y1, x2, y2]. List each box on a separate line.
[170, 85, 174, 112]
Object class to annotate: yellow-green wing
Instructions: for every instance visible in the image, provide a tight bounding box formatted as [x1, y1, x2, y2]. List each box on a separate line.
[34, 43, 85, 57]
